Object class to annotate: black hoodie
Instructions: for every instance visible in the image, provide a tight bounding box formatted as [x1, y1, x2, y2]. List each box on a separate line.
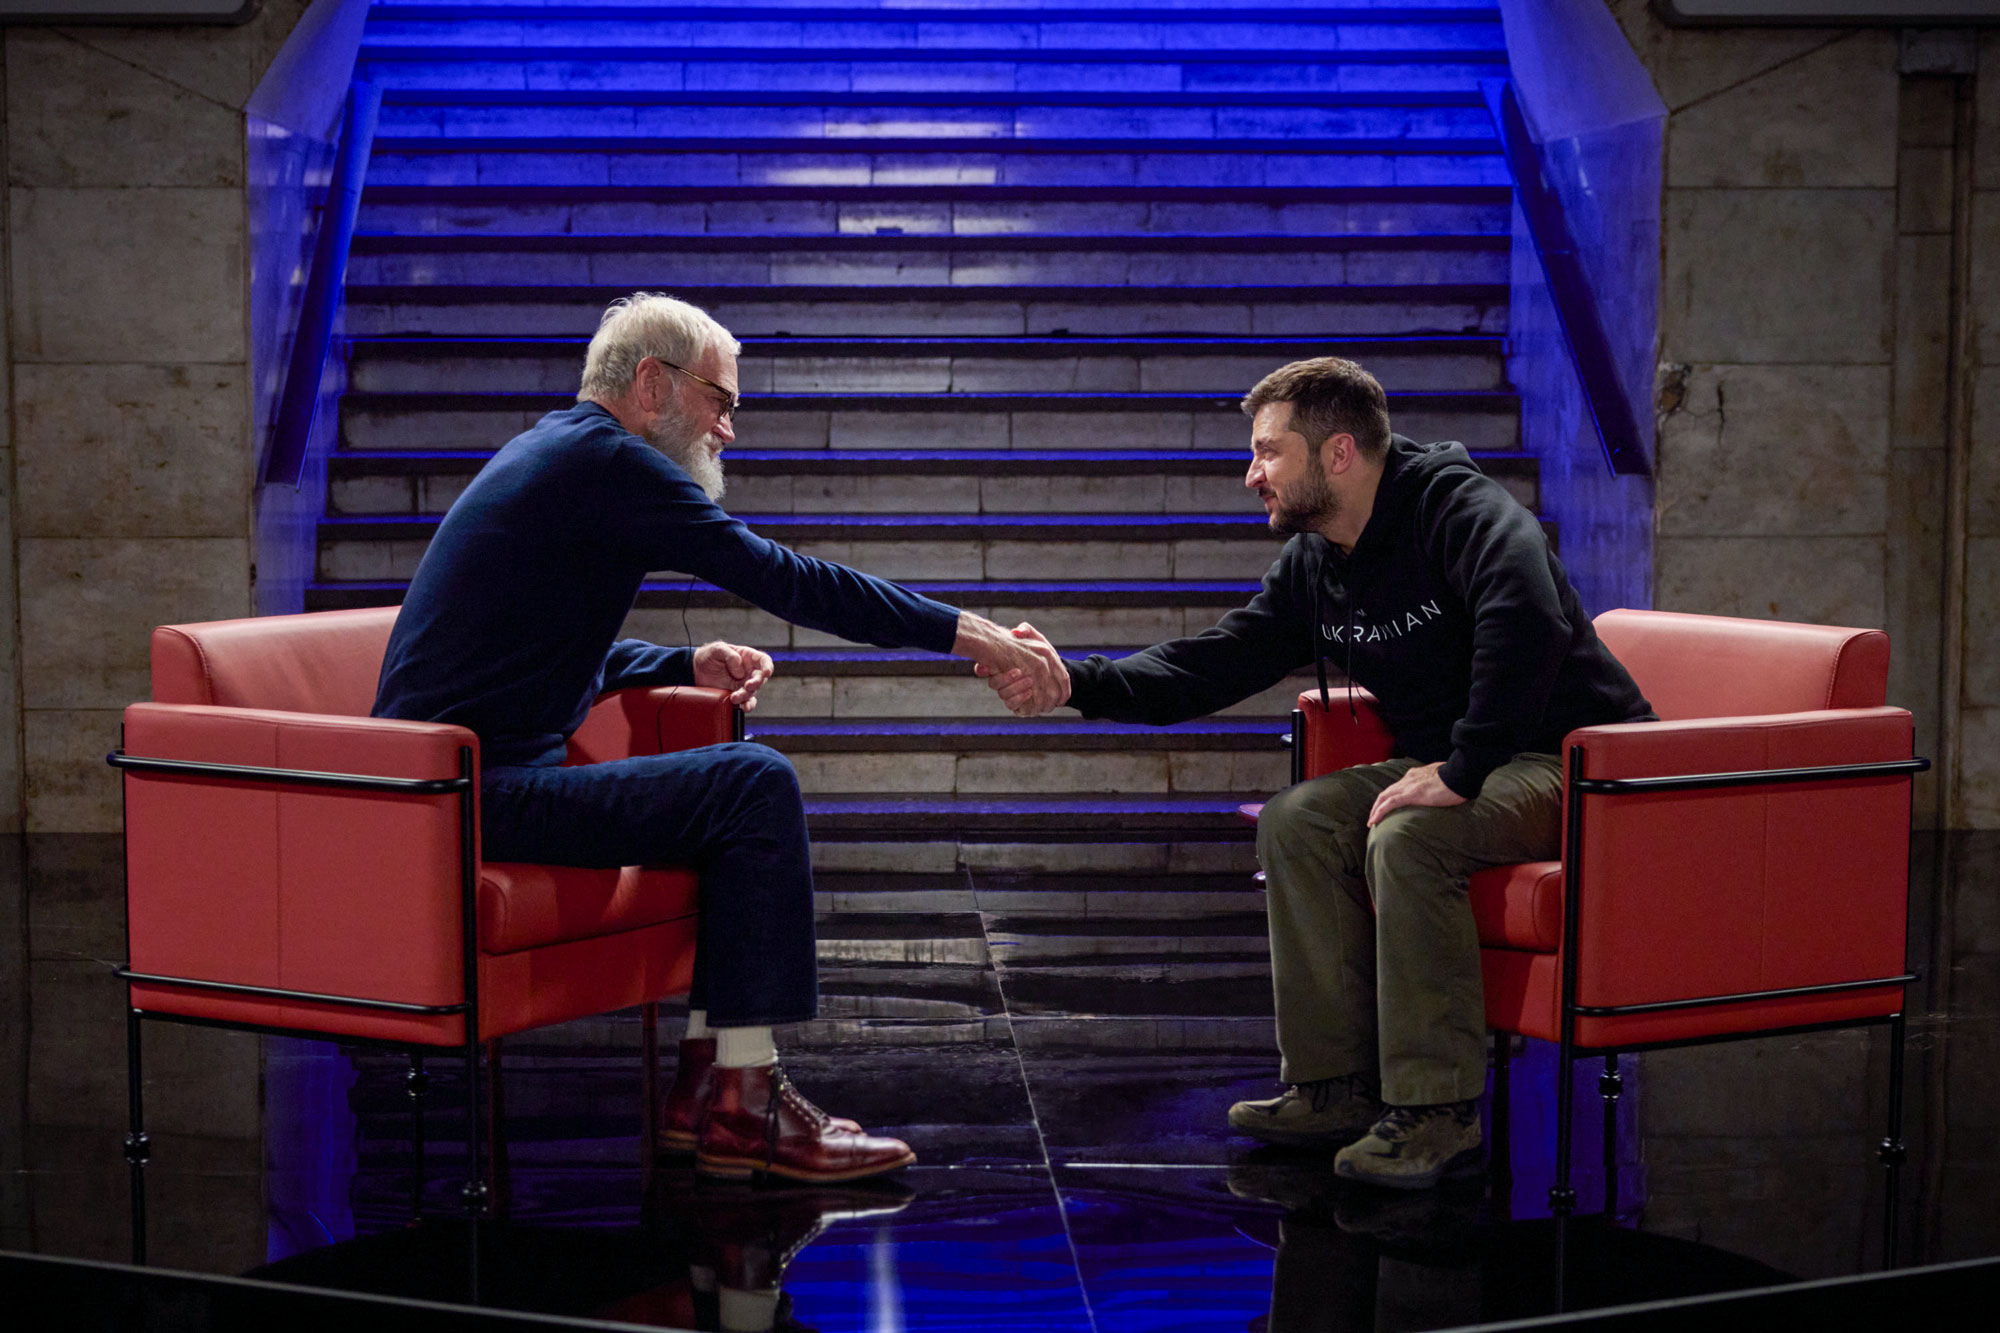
[1066, 436, 1655, 797]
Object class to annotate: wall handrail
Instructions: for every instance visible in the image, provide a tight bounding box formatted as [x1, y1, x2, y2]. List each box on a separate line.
[1484, 81, 1651, 478]
[262, 79, 381, 488]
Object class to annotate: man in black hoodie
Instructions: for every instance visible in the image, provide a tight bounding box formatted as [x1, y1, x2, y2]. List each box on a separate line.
[984, 357, 1653, 1189]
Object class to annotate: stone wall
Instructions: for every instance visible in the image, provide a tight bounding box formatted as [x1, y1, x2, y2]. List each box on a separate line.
[0, 4, 315, 835]
[1607, 6, 1996, 1272]
[1612, 5, 1993, 831]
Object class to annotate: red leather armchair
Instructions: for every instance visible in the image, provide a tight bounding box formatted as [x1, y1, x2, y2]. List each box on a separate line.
[1260, 609, 1925, 1249]
[111, 607, 736, 1263]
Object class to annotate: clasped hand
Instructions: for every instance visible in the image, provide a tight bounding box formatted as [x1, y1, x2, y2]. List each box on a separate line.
[957, 614, 1070, 717]
[692, 640, 775, 711]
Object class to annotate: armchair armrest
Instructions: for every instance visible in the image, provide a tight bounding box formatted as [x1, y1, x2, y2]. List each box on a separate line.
[566, 685, 738, 765]
[1560, 707, 1918, 1017]
[119, 702, 477, 1016]
[1297, 688, 1396, 779]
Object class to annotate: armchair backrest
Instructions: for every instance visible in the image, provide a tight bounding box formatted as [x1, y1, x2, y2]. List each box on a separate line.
[1592, 609, 1889, 722]
[151, 607, 399, 716]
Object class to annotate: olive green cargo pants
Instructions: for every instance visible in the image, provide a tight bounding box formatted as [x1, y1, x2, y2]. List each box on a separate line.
[1254, 754, 1564, 1106]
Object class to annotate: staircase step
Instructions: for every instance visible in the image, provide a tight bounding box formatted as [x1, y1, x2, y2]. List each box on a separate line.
[358, 190, 1510, 239]
[755, 664, 1313, 721]
[348, 241, 1504, 287]
[362, 6, 1502, 49]
[327, 444, 1540, 516]
[791, 750, 1286, 797]
[317, 512, 1288, 582]
[308, 576, 1260, 609]
[754, 717, 1287, 750]
[358, 53, 1506, 97]
[332, 452, 1544, 524]
[345, 281, 1510, 337]
[344, 332, 1507, 394]
[801, 793, 1261, 838]
[374, 98, 1497, 143]
[339, 388, 1519, 453]
[363, 144, 1507, 190]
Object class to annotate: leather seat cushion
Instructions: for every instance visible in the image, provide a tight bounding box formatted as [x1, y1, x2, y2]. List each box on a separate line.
[1469, 861, 1563, 953]
[479, 862, 699, 956]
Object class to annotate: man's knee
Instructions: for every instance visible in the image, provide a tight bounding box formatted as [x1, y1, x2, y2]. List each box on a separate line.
[1257, 773, 1372, 862]
[711, 741, 803, 806]
[1363, 808, 1462, 889]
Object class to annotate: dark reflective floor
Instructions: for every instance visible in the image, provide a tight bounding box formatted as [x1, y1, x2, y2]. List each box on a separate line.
[4, 835, 1997, 1330]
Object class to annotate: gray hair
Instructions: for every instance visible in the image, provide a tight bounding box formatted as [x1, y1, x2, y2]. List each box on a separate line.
[577, 292, 741, 401]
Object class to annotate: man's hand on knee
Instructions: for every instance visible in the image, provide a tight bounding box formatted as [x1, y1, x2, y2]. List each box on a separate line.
[957, 614, 1071, 717]
[693, 641, 775, 711]
[1366, 761, 1465, 827]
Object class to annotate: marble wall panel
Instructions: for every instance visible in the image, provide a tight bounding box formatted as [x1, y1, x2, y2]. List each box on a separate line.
[1895, 235, 1954, 451]
[1974, 192, 2000, 369]
[1979, 34, 2000, 191]
[55, 1, 315, 112]
[22, 709, 123, 832]
[1666, 32, 1896, 189]
[14, 364, 251, 538]
[0, 446, 18, 835]
[8, 188, 247, 365]
[1964, 538, 2000, 708]
[1662, 189, 1893, 366]
[1970, 369, 2000, 538]
[1654, 535, 1886, 628]
[1606, 1, 1842, 112]
[16, 538, 251, 711]
[4, 32, 244, 189]
[1957, 705, 2000, 829]
[1654, 364, 1890, 537]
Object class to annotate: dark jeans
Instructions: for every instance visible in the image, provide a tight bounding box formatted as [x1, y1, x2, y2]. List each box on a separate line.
[480, 741, 817, 1027]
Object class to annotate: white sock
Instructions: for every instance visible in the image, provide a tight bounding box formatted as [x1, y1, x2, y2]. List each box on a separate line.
[715, 1025, 777, 1068]
[719, 1287, 780, 1332]
[685, 1009, 711, 1040]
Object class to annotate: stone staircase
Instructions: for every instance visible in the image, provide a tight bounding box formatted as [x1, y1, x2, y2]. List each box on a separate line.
[325, 0, 1531, 877]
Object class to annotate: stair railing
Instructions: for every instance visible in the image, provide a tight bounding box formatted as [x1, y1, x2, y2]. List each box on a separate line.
[263, 80, 381, 488]
[1483, 81, 1651, 478]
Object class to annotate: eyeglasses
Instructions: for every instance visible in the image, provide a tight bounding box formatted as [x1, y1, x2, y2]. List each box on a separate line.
[658, 358, 740, 422]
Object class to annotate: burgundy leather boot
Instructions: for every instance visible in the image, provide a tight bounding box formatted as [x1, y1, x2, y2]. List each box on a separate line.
[658, 1037, 719, 1154]
[696, 1063, 916, 1183]
[659, 1039, 860, 1155]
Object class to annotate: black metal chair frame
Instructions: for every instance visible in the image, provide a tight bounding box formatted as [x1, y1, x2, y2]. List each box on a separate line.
[1286, 712, 1929, 1296]
[105, 741, 688, 1299]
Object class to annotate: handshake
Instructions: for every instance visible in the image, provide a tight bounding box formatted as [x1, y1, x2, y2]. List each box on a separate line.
[953, 612, 1072, 718]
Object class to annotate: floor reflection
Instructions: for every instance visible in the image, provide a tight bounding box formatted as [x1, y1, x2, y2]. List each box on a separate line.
[3, 835, 1997, 1328]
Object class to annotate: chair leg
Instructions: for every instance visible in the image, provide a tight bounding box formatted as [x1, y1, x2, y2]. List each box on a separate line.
[486, 1038, 511, 1219]
[640, 1004, 660, 1191]
[124, 1009, 150, 1265]
[1600, 1054, 1623, 1219]
[461, 1032, 487, 1304]
[407, 1052, 430, 1221]
[1878, 1013, 1908, 1269]
[1549, 1036, 1576, 1314]
[1489, 1031, 1513, 1213]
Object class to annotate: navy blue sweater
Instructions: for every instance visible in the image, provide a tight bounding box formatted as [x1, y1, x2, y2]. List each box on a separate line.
[373, 402, 962, 767]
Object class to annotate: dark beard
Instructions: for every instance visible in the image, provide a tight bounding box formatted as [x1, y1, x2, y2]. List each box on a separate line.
[1268, 463, 1339, 536]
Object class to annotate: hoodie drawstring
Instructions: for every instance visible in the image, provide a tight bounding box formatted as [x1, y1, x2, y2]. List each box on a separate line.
[1312, 575, 1358, 722]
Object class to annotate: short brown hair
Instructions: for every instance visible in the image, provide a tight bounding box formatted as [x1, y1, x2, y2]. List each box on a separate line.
[1240, 357, 1392, 461]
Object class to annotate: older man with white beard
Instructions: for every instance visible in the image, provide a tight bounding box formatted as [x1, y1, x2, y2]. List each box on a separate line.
[373, 293, 1067, 1183]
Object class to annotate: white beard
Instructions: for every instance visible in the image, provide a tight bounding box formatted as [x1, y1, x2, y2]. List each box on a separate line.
[645, 412, 728, 503]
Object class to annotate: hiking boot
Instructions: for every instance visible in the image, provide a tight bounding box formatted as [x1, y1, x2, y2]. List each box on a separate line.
[696, 1063, 916, 1184]
[1333, 1101, 1483, 1191]
[1227, 1073, 1384, 1147]
[658, 1038, 858, 1155]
